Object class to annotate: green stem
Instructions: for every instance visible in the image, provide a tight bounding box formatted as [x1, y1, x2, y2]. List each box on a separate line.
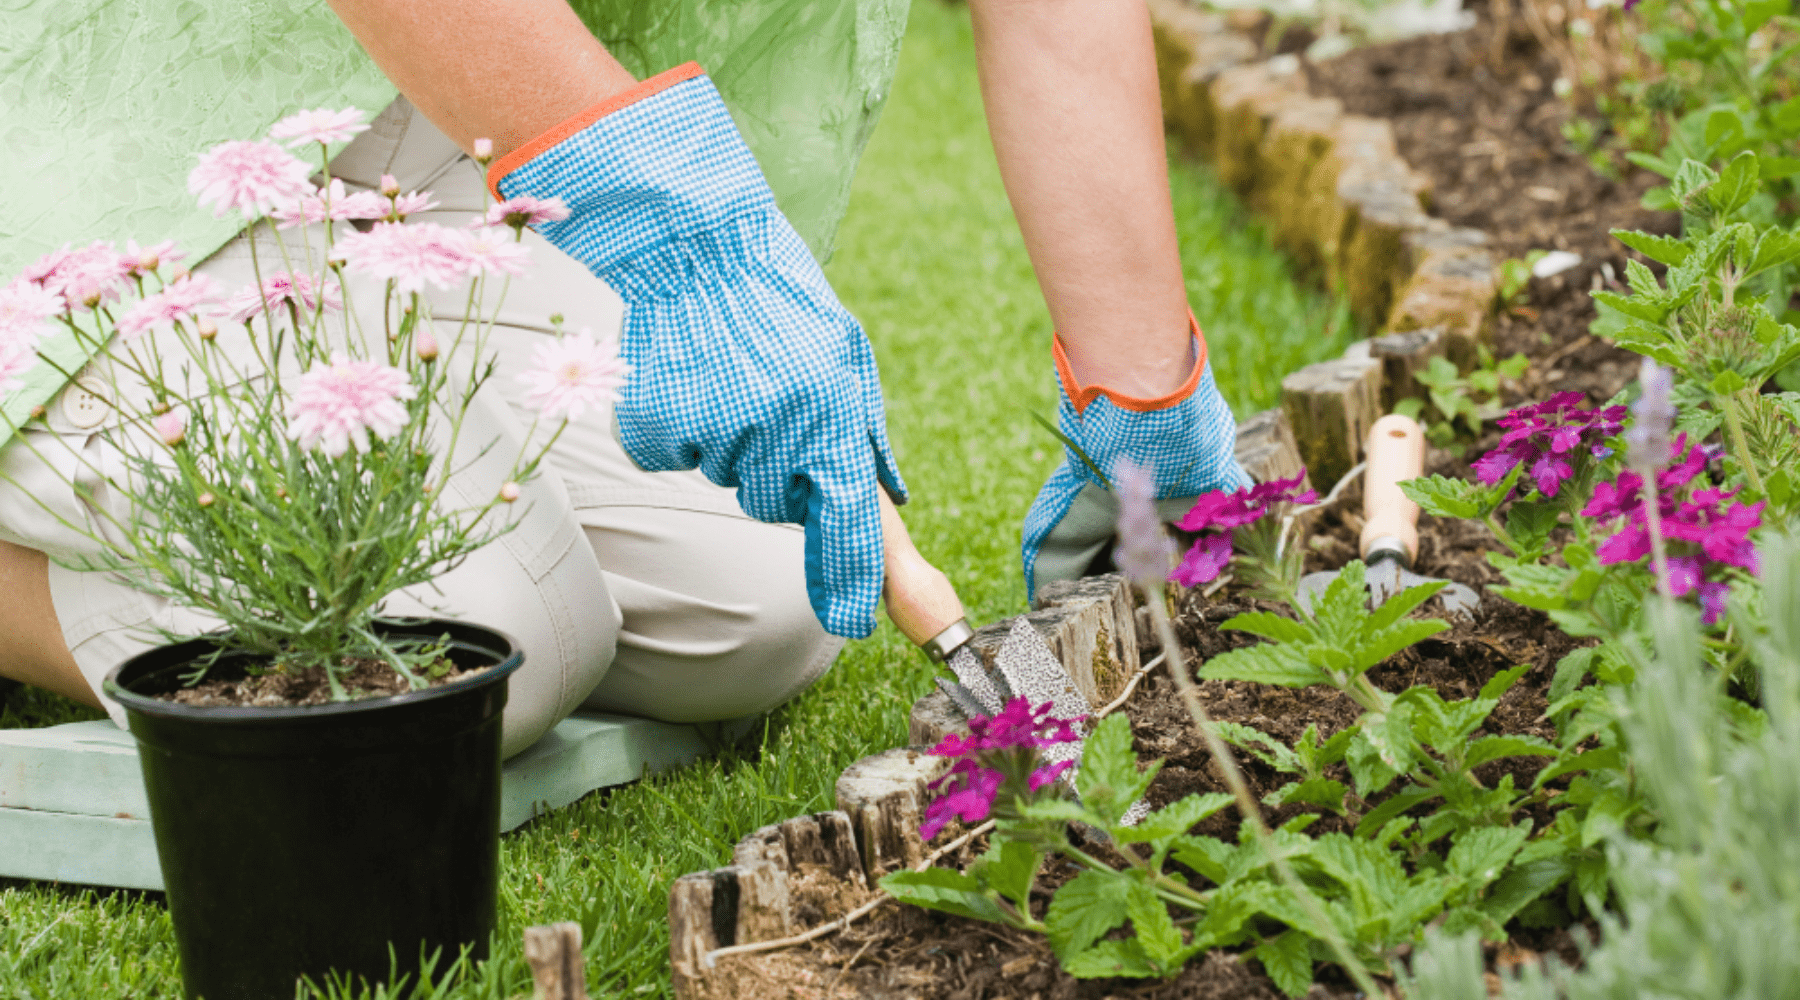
[1719, 390, 1769, 497]
[1141, 590, 1382, 997]
[1485, 513, 1525, 556]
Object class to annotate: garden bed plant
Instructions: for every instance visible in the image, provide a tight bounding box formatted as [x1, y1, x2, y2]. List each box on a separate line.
[667, 0, 1800, 989]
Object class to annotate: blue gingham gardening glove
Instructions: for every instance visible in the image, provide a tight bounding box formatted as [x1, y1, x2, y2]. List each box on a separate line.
[1022, 317, 1250, 598]
[489, 64, 905, 638]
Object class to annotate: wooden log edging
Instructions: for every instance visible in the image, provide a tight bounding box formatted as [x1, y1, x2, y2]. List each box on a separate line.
[669, 11, 1514, 993]
[1148, 0, 1504, 485]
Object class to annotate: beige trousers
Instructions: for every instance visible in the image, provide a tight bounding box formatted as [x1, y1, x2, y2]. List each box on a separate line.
[0, 97, 842, 759]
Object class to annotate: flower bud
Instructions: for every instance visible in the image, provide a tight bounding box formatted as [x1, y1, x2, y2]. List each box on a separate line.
[153, 411, 186, 447]
[499, 481, 520, 503]
[138, 250, 161, 273]
[197, 492, 216, 507]
[275, 486, 288, 500]
[197, 316, 218, 341]
[379, 173, 400, 198]
[415, 328, 439, 362]
[421, 482, 434, 495]
[170, 266, 190, 281]
[473, 138, 494, 164]
[29, 405, 46, 421]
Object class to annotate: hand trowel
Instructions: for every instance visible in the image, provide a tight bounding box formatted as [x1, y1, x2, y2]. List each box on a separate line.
[1295, 414, 1480, 618]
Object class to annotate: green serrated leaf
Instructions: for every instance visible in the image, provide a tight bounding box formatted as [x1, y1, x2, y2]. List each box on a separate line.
[1612, 229, 1690, 266]
[1593, 288, 1669, 324]
[1077, 714, 1158, 826]
[1478, 662, 1535, 704]
[1046, 869, 1132, 955]
[1353, 618, 1450, 672]
[1268, 777, 1349, 815]
[1060, 939, 1160, 979]
[1125, 879, 1185, 968]
[1119, 793, 1235, 846]
[1481, 855, 1575, 927]
[1533, 746, 1622, 789]
[1216, 720, 1301, 771]
[1219, 610, 1313, 645]
[1354, 784, 1437, 837]
[982, 838, 1040, 911]
[1447, 825, 1530, 888]
[1254, 930, 1314, 998]
[1200, 643, 1332, 689]
[1708, 150, 1760, 215]
[1171, 835, 1233, 884]
[1399, 475, 1487, 519]
[881, 867, 1011, 924]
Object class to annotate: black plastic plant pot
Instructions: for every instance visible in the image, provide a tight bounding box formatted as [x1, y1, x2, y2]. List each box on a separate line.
[102, 619, 523, 1000]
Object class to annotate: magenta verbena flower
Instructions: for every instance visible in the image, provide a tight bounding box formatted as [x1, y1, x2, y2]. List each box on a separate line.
[23, 242, 133, 312]
[920, 697, 1084, 840]
[1169, 471, 1316, 586]
[268, 107, 369, 148]
[1584, 435, 1759, 624]
[189, 140, 314, 219]
[115, 273, 224, 341]
[518, 329, 631, 422]
[482, 196, 571, 230]
[1473, 392, 1627, 498]
[285, 354, 418, 458]
[224, 271, 343, 326]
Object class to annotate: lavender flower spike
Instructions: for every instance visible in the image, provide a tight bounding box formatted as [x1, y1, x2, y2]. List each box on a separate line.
[1625, 358, 1676, 477]
[1112, 456, 1175, 588]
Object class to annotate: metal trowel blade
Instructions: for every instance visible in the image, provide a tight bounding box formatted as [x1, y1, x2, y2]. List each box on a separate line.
[1295, 561, 1479, 619]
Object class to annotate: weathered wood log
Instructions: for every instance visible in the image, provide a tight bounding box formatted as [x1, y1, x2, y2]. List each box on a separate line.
[1389, 229, 1497, 370]
[835, 748, 949, 879]
[1233, 408, 1307, 490]
[1148, 0, 1257, 159]
[1252, 94, 1346, 275]
[772, 811, 865, 888]
[667, 860, 792, 994]
[909, 689, 965, 750]
[524, 922, 588, 1000]
[1208, 58, 1309, 196]
[1281, 355, 1383, 490]
[1371, 326, 1449, 410]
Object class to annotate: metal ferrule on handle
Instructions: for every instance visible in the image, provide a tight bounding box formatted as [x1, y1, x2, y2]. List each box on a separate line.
[921, 619, 975, 663]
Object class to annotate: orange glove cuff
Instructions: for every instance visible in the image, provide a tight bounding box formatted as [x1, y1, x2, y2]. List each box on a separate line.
[1052, 312, 1209, 415]
[486, 62, 707, 201]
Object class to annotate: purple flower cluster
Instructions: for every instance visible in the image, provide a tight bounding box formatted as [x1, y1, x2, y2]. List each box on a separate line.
[1582, 436, 1762, 623]
[920, 698, 1084, 840]
[1473, 392, 1627, 498]
[1168, 471, 1317, 586]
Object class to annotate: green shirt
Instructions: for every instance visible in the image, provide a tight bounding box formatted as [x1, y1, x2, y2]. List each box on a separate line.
[2, 0, 908, 440]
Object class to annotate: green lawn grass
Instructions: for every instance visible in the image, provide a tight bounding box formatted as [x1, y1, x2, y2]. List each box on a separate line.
[0, 3, 1350, 996]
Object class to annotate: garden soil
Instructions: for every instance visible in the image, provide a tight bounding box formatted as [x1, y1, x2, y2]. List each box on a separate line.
[696, 4, 1647, 996]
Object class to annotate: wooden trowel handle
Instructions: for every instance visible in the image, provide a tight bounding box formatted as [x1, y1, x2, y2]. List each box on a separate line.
[1360, 414, 1425, 564]
[878, 490, 968, 653]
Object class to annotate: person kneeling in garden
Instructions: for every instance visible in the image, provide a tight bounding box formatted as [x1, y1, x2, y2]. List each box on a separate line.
[0, 0, 1247, 757]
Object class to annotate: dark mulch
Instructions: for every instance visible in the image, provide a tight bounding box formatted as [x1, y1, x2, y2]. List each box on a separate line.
[1305, 0, 1678, 405]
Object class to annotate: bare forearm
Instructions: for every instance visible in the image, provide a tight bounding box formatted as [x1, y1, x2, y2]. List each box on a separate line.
[325, 0, 638, 160]
[968, 0, 1193, 396]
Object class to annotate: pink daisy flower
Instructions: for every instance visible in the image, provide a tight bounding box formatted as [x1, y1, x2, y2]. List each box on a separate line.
[189, 140, 314, 218]
[223, 271, 343, 325]
[24, 242, 133, 312]
[286, 354, 418, 458]
[517, 329, 630, 422]
[388, 190, 440, 219]
[459, 227, 531, 278]
[0, 279, 64, 346]
[0, 337, 37, 394]
[270, 179, 389, 229]
[124, 239, 186, 277]
[115, 273, 224, 341]
[332, 222, 474, 293]
[481, 196, 570, 230]
[268, 107, 369, 148]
